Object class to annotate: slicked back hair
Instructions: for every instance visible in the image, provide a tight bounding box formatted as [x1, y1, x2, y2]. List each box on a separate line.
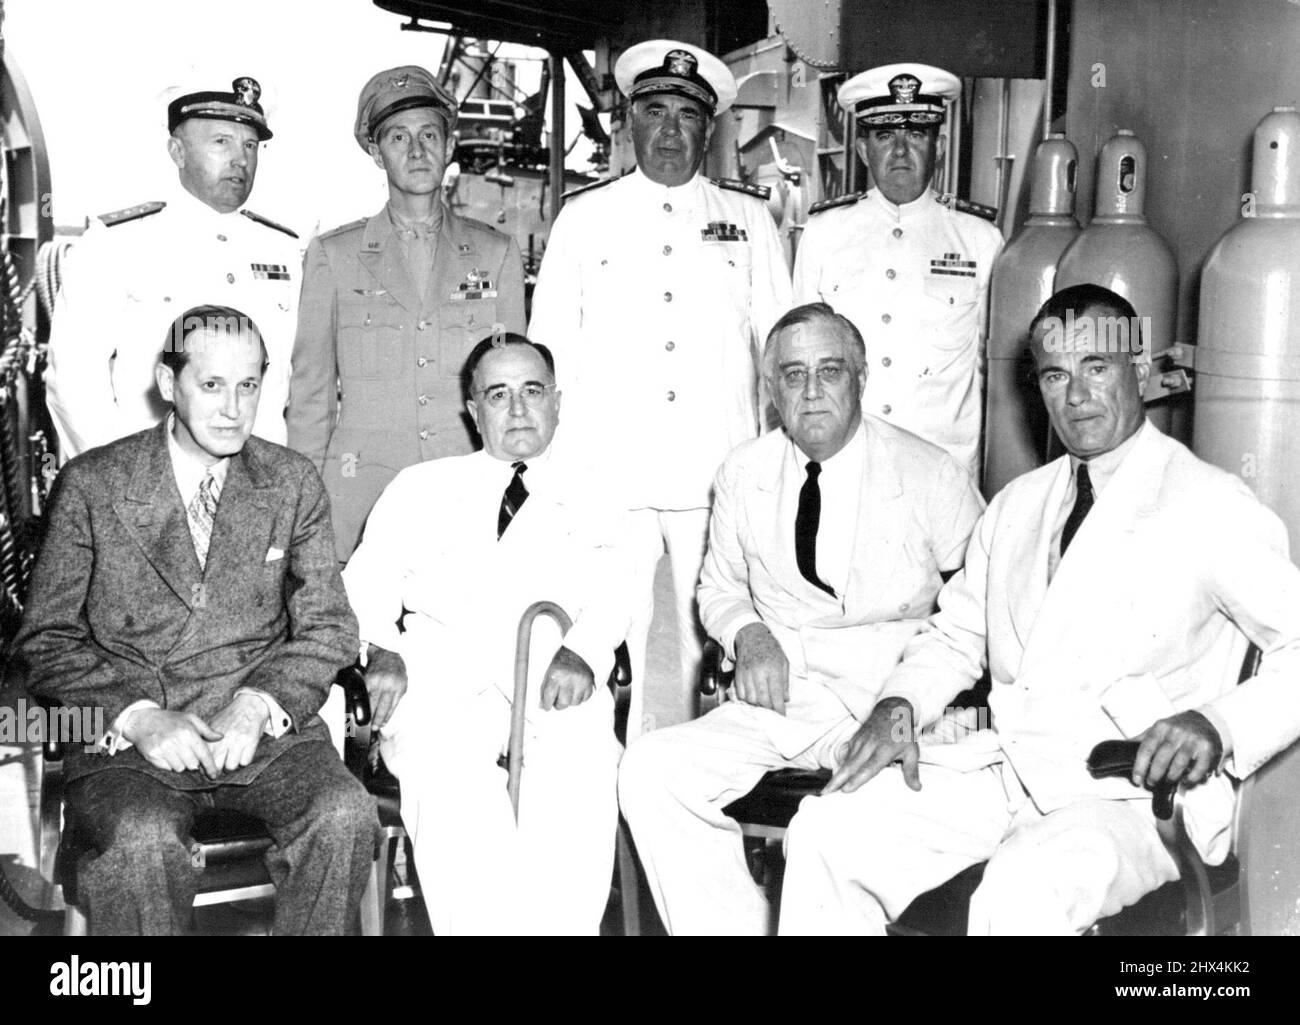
[763, 302, 867, 381]
[462, 331, 556, 399]
[160, 304, 268, 376]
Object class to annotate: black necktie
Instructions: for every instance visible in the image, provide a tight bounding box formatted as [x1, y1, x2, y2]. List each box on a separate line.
[497, 461, 528, 539]
[1060, 463, 1094, 556]
[795, 461, 835, 596]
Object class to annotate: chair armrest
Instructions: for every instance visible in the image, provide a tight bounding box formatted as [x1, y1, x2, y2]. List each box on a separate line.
[335, 664, 371, 728]
[334, 664, 372, 782]
[607, 642, 632, 691]
[700, 637, 721, 696]
[700, 637, 730, 697]
[1086, 739, 1175, 820]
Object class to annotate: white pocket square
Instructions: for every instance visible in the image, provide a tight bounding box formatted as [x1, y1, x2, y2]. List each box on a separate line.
[266, 547, 285, 562]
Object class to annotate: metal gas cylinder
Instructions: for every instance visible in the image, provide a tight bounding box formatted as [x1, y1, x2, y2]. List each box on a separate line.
[982, 133, 1080, 498]
[1055, 129, 1181, 436]
[1194, 106, 1300, 560]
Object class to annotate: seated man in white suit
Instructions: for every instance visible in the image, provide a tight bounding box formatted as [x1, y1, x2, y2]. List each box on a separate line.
[618, 302, 984, 934]
[779, 283, 1300, 935]
[342, 333, 633, 935]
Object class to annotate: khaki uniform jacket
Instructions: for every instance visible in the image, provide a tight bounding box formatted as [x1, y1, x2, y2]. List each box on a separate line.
[287, 206, 525, 560]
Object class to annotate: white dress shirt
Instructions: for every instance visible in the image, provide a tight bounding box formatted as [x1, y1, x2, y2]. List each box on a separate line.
[784, 420, 868, 599]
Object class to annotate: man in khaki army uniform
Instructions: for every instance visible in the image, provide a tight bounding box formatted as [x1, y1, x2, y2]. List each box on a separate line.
[288, 66, 526, 561]
[46, 76, 300, 461]
[793, 62, 1003, 480]
[529, 41, 791, 733]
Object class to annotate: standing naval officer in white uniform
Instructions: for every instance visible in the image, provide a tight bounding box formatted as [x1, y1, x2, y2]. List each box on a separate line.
[529, 40, 791, 732]
[793, 63, 1003, 479]
[45, 76, 300, 460]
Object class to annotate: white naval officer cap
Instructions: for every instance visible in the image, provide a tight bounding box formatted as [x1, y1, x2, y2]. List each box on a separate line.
[614, 39, 738, 116]
[838, 62, 960, 128]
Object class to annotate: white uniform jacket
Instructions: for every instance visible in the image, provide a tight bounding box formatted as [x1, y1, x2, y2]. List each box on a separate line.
[793, 189, 1003, 477]
[698, 416, 984, 756]
[46, 184, 300, 458]
[879, 423, 1300, 861]
[528, 170, 792, 511]
[342, 441, 636, 709]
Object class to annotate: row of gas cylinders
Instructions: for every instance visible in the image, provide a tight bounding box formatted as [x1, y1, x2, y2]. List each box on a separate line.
[983, 107, 1300, 551]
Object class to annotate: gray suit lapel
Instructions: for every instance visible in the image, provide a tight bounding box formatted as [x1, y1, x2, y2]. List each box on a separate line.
[113, 423, 203, 609]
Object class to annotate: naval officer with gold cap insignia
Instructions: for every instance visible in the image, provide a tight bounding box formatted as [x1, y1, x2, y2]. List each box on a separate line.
[793, 62, 1003, 479]
[529, 40, 791, 732]
[287, 65, 525, 562]
[45, 76, 301, 461]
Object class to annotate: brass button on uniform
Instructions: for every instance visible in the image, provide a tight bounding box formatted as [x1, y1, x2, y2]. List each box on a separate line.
[418, 394, 429, 405]
[666, 391, 676, 401]
[416, 357, 428, 367]
[664, 291, 673, 302]
[663, 245, 672, 255]
[881, 313, 892, 324]
[881, 356, 892, 367]
[663, 202, 673, 213]
[418, 320, 429, 330]
[892, 228, 903, 239]
[882, 404, 892, 414]
[665, 341, 675, 351]
[886, 268, 896, 279]
[216, 234, 227, 242]
[226, 272, 235, 284]
[419, 429, 429, 440]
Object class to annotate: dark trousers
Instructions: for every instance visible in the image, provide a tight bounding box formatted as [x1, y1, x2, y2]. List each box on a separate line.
[65, 741, 379, 935]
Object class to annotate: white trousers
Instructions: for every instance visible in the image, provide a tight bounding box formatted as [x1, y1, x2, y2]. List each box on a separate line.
[779, 757, 1180, 935]
[618, 689, 859, 935]
[381, 683, 620, 935]
[624, 507, 712, 739]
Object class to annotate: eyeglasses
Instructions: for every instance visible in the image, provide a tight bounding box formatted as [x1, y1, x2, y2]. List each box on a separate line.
[778, 365, 850, 390]
[474, 383, 556, 410]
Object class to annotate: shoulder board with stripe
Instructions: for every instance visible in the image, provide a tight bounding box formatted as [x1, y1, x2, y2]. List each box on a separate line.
[319, 217, 366, 241]
[562, 176, 618, 201]
[97, 201, 166, 227]
[808, 192, 863, 215]
[241, 209, 300, 239]
[709, 177, 771, 201]
[941, 195, 999, 223]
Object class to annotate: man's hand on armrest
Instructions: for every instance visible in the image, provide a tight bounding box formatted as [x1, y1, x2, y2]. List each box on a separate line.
[207, 693, 272, 775]
[1132, 710, 1223, 790]
[540, 645, 595, 711]
[824, 697, 921, 796]
[733, 622, 790, 715]
[122, 708, 223, 778]
[365, 645, 409, 730]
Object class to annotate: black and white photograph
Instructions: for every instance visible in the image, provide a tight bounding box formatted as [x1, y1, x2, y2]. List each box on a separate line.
[0, 0, 1294, 1001]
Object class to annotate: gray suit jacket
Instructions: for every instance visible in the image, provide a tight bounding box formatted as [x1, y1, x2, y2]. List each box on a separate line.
[16, 422, 359, 787]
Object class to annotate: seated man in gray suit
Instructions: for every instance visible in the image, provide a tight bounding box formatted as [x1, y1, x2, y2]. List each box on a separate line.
[16, 304, 377, 935]
[618, 302, 985, 934]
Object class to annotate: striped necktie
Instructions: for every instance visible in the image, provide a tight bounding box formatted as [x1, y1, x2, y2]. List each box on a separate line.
[497, 461, 528, 539]
[188, 472, 221, 568]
